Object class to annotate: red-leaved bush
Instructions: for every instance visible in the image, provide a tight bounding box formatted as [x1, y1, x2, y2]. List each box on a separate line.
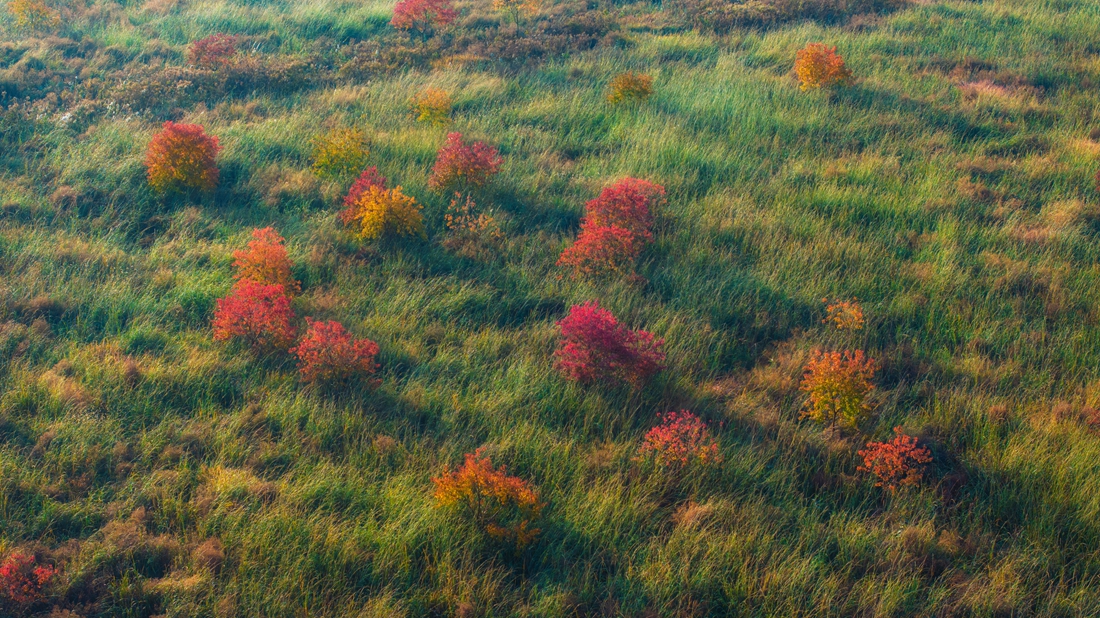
[339, 166, 389, 225]
[232, 227, 300, 296]
[145, 121, 221, 193]
[391, 0, 456, 33]
[212, 281, 297, 351]
[0, 552, 56, 606]
[290, 318, 380, 384]
[857, 427, 932, 492]
[558, 178, 665, 278]
[433, 447, 545, 551]
[189, 33, 237, 69]
[554, 301, 665, 388]
[638, 410, 721, 470]
[428, 132, 503, 194]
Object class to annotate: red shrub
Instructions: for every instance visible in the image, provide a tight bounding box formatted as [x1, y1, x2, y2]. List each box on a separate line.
[585, 178, 664, 239]
[554, 301, 665, 388]
[433, 447, 545, 551]
[391, 0, 457, 33]
[189, 33, 237, 69]
[857, 427, 932, 491]
[557, 224, 641, 278]
[212, 281, 297, 351]
[145, 121, 221, 193]
[638, 410, 721, 470]
[0, 552, 55, 606]
[339, 167, 389, 225]
[232, 227, 300, 295]
[558, 178, 665, 278]
[428, 132, 503, 194]
[290, 318, 380, 384]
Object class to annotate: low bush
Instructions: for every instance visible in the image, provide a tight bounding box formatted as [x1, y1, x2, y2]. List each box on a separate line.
[794, 43, 852, 91]
[857, 427, 932, 491]
[312, 128, 371, 181]
[145, 121, 221, 194]
[555, 301, 665, 388]
[800, 349, 875, 429]
[823, 298, 864, 330]
[558, 178, 664, 278]
[557, 224, 641, 278]
[433, 448, 545, 551]
[608, 72, 654, 105]
[8, 0, 59, 31]
[189, 34, 237, 69]
[391, 0, 457, 36]
[291, 319, 381, 384]
[638, 410, 721, 470]
[411, 88, 453, 125]
[0, 551, 56, 606]
[232, 227, 300, 296]
[428, 132, 503, 194]
[212, 281, 297, 351]
[342, 185, 425, 241]
[443, 193, 504, 258]
[340, 166, 389, 224]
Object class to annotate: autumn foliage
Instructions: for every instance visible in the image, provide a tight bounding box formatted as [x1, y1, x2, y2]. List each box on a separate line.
[212, 281, 297, 351]
[411, 88, 452, 126]
[232, 227, 300, 296]
[824, 298, 864, 330]
[342, 185, 425, 241]
[312, 128, 370, 180]
[145, 121, 221, 193]
[291, 318, 380, 384]
[189, 33, 237, 69]
[558, 178, 665, 278]
[857, 427, 932, 492]
[428, 132, 503, 194]
[391, 0, 456, 33]
[608, 71, 654, 104]
[0, 552, 56, 606]
[638, 410, 721, 470]
[794, 43, 852, 91]
[433, 448, 545, 551]
[800, 349, 875, 429]
[9, 0, 58, 30]
[555, 301, 665, 388]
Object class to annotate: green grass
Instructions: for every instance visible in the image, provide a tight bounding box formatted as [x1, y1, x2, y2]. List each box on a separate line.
[3, 0, 1100, 615]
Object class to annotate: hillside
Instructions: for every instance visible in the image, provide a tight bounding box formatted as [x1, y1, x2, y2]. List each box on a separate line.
[2, 0, 1100, 616]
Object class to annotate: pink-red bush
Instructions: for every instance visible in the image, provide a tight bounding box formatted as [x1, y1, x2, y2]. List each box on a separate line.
[290, 318, 380, 384]
[558, 178, 665, 278]
[232, 227, 300, 296]
[391, 0, 456, 33]
[638, 410, 721, 470]
[585, 178, 664, 237]
[212, 281, 297, 351]
[0, 552, 55, 606]
[339, 166, 389, 224]
[554, 301, 665, 388]
[857, 427, 932, 492]
[557, 224, 641, 278]
[189, 33, 237, 69]
[145, 121, 221, 193]
[428, 132, 503, 193]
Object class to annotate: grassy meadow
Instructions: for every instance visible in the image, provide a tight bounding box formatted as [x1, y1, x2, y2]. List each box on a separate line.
[3, 0, 1100, 615]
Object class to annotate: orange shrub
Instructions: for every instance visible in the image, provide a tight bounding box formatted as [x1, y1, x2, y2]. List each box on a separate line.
[857, 427, 932, 492]
[411, 88, 452, 126]
[145, 121, 221, 193]
[433, 448, 545, 551]
[342, 185, 425, 241]
[8, 0, 59, 30]
[794, 43, 852, 91]
[608, 72, 654, 105]
[823, 298, 864, 330]
[443, 193, 504, 258]
[311, 128, 370, 180]
[232, 227, 300, 296]
[800, 349, 875, 429]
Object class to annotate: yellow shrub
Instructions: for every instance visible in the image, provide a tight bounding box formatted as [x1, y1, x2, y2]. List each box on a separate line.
[311, 128, 370, 180]
[9, 0, 59, 30]
[411, 88, 452, 126]
[344, 185, 425, 240]
[608, 72, 654, 105]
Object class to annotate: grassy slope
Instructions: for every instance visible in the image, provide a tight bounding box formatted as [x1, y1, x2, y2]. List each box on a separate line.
[3, 0, 1100, 615]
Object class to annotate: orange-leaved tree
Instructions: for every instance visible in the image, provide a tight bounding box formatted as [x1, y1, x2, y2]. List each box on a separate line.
[411, 88, 452, 126]
[608, 72, 654, 105]
[342, 185, 425, 241]
[232, 227, 300, 296]
[433, 448, 545, 551]
[800, 349, 875, 429]
[823, 298, 864, 330]
[145, 121, 221, 194]
[8, 0, 59, 31]
[857, 427, 932, 492]
[794, 43, 852, 91]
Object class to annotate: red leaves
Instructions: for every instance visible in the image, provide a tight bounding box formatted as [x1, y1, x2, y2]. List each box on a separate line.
[144, 121, 221, 193]
[189, 33, 237, 69]
[212, 280, 297, 351]
[391, 0, 457, 32]
[291, 318, 380, 384]
[555, 301, 665, 388]
[638, 410, 721, 470]
[558, 178, 665, 278]
[0, 552, 55, 606]
[428, 132, 503, 194]
[857, 428, 932, 492]
[340, 166, 389, 224]
[433, 447, 544, 551]
[232, 227, 300, 296]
